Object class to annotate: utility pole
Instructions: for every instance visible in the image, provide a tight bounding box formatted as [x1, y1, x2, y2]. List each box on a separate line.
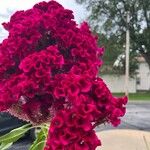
[125, 11, 130, 97]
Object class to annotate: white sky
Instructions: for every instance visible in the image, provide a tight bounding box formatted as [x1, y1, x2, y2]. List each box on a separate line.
[0, 0, 86, 42]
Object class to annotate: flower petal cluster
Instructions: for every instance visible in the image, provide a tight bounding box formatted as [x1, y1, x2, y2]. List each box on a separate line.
[44, 108, 101, 150]
[44, 76, 127, 149]
[0, 1, 127, 149]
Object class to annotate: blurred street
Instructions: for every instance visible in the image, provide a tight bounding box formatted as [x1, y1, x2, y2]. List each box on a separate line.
[97, 101, 150, 131]
[9, 102, 150, 150]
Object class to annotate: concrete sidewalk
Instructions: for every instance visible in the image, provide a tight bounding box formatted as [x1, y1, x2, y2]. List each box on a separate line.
[96, 129, 150, 150]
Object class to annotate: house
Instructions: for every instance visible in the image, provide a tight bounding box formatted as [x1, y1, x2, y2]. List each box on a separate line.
[101, 74, 136, 93]
[101, 57, 150, 93]
[136, 57, 150, 91]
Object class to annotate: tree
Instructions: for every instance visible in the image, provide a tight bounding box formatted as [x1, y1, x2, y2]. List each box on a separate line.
[76, 0, 150, 68]
[99, 33, 138, 75]
[98, 34, 122, 67]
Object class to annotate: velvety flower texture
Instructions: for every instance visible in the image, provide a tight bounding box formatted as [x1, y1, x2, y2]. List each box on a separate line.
[0, 1, 127, 149]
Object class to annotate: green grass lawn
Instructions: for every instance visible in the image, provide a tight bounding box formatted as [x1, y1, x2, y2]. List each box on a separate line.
[113, 92, 150, 101]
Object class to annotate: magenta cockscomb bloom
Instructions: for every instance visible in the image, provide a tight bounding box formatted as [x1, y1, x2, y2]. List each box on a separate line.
[0, 1, 127, 149]
[44, 77, 127, 149]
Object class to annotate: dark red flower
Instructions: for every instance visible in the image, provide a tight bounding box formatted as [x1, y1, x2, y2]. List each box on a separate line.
[0, 1, 127, 150]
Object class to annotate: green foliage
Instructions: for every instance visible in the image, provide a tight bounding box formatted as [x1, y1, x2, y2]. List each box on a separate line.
[113, 92, 150, 100]
[98, 34, 122, 66]
[97, 33, 138, 75]
[29, 125, 48, 150]
[76, 0, 150, 69]
[0, 142, 13, 150]
[0, 124, 31, 150]
[0, 123, 49, 150]
[113, 50, 138, 76]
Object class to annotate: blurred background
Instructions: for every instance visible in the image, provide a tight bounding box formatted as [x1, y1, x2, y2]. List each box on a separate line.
[75, 0, 150, 99]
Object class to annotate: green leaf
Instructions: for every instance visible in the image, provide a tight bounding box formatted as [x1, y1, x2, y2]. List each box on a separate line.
[0, 142, 13, 150]
[0, 124, 31, 144]
[29, 141, 46, 150]
[29, 126, 48, 150]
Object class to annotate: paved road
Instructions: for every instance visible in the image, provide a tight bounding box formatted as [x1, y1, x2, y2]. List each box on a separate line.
[97, 101, 150, 131]
[9, 102, 150, 150]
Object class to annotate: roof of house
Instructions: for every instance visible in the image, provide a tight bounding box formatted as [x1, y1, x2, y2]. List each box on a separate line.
[136, 56, 146, 63]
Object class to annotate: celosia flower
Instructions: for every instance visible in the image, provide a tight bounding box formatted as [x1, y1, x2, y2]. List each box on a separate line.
[0, 1, 127, 149]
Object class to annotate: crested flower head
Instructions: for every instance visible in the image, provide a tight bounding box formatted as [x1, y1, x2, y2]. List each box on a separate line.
[0, 1, 127, 149]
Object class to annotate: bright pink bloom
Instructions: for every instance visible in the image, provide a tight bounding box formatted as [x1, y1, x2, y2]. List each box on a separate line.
[0, 1, 127, 149]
